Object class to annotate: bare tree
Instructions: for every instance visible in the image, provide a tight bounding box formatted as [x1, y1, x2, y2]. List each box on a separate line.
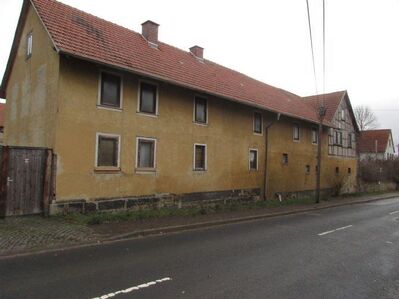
[354, 105, 379, 131]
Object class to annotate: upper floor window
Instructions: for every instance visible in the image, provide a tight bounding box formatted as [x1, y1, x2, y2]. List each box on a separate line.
[341, 109, 345, 121]
[194, 96, 207, 124]
[96, 133, 120, 168]
[311, 127, 318, 144]
[334, 131, 343, 146]
[348, 133, 352, 148]
[136, 137, 156, 170]
[139, 82, 158, 115]
[99, 72, 122, 108]
[253, 112, 263, 134]
[293, 124, 300, 141]
[194, 144, 207, 171]
[26, 32, 33, 59]
[249, 149, 258, 170]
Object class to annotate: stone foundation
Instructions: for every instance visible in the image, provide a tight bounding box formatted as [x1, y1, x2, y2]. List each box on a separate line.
[49, 188, 261, 215]
[273, 188, 334, 201]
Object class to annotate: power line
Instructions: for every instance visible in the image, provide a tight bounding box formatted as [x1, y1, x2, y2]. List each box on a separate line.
[305, 0, 318, 95]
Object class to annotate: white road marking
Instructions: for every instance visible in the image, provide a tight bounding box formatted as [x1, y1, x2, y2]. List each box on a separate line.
[389, 210, 399, 215]
[91, 277, 172, 299]
[318, 225, 353, 236]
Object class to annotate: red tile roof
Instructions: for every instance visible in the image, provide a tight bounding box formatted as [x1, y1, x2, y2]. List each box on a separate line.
[358, 129, 393, 153]
[1, 0, 350, 127]
[25, 0, 331, 124]
[0, 103, 5, 127]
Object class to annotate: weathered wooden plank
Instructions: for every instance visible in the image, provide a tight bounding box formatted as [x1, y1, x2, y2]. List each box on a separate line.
[0, 146, 9, 218]
[43, 149, 53, 217]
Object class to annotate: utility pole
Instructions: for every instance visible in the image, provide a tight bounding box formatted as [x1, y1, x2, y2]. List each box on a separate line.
[316, 106, 326, 203]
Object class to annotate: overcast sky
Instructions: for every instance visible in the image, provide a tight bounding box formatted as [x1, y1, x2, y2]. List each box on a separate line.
[1, 0, 398, 150]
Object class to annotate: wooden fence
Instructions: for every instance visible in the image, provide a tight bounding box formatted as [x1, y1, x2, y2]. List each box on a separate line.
[0, 146, 55, 217]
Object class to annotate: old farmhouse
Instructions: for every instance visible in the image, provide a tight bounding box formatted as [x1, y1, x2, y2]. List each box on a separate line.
[0, 0, 359, 213]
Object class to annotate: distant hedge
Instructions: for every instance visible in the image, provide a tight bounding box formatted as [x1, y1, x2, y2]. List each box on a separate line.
[359, 158, 399, 183]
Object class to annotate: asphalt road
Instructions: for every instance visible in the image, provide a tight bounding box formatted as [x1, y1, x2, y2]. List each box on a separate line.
[1, 197, 399, 299]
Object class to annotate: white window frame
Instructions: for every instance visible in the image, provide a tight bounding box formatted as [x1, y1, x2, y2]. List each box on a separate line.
[193, 95, 208, 125]
[95, 132, 121, 168]
[193, 143, 207, 171]
[135, 137, 157, 171]
[97, 70, 123, 111]
[137, 79, 159, 117]
[253, 112, 263, 135]
[249, 148, 259, 171]
[311, 127, 318, 144]
[341, 109, 345, 121]
[293, 123, 300, 142]
[26, 32, 33, 59]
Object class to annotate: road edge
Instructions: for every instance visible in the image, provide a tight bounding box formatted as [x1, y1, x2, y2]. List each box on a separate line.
[1, 193, 398, 260]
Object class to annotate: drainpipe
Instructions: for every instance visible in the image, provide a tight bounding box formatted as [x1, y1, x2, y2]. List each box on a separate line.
[263, 112, 281, 200]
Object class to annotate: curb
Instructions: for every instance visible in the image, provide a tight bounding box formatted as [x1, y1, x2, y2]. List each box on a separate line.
[104, 193, 399, 241]
[1, 193, 398, 260]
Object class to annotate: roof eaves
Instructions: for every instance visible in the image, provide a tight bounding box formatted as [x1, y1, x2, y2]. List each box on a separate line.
[59, 49, 331, 127]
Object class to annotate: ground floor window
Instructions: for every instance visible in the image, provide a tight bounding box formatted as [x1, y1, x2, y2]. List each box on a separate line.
[194, 144, 207, 171]
[96, 133, 120, 167]
[249, 149, 258, 170]
[136, 137, 156, 170]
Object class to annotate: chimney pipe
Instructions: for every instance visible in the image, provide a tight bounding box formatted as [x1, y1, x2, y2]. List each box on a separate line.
[141, 20, 159, 46]
[190, 45, 204, 59]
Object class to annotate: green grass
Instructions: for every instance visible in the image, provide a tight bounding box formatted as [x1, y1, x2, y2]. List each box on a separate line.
[60, 196, 321, 226]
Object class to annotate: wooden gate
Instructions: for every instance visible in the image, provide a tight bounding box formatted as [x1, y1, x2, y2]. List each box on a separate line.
[0, 146, 54, 217]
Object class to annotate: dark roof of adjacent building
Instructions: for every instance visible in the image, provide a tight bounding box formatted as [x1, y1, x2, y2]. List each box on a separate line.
[358, 129, 394, 153]
[1, 0, 352, 128]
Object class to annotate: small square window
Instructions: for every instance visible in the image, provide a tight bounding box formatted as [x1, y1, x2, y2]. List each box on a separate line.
[26, 32, 33, 59]
[139, 82, 157, 114]
[253, 112, 262, 134]
[306, 165, 310, 174]
[194, 96, 207, 123]
[311, 127, 318, 144]
[96, 134, 120, 167]
[249, 149, 258, 170]
[282, 153, 288, 165]
[348, 167, 352, 175]
[137, 138, 156, 169]
[335, 167, 340, 174]
[194, 144, 207, 171]
[100, 72, 121, 108]
[293, 124, 300, 141]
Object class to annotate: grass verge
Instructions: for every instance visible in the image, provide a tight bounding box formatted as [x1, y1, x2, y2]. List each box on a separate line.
[61, 196, 319, 226]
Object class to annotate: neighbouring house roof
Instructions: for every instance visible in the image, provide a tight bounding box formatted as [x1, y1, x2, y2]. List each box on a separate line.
[0, 103, 5, 127]
[1, 0, 347, 127]
[358, 129, 394, 153]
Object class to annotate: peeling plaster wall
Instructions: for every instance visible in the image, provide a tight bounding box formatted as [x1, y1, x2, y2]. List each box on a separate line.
[4, 4, 59, 148]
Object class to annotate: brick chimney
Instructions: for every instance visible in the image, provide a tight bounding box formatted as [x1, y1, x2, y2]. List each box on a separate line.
[141, 20, 159, 45]
[190, 46, 204, 59]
